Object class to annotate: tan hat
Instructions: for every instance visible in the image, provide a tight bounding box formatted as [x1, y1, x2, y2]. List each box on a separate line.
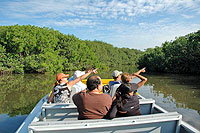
[112, 70, 122, 77]
[56, 73, 69, 81]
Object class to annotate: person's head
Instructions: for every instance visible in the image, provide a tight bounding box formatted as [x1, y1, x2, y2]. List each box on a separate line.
[117, 83, 138, 96]
[73, 70, 85, 79]
[112, 70, 122, 81]
[56, 73, 69, 83]
[87, 75, 102, 92]
[121, 72, 131, 83]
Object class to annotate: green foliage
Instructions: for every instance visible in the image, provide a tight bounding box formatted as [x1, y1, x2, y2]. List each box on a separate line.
[85, 40, 142, 71]
[0, 25, 142, 74]
[138, 30, 200, 74]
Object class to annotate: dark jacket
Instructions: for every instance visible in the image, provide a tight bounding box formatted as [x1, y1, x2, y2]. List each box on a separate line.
[107, 83, 141, 119]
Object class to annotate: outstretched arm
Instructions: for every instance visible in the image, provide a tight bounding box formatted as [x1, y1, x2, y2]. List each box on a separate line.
[67, 68, 98, 90]
[131, 67, 146, 79]
[133, 73, 147, 89]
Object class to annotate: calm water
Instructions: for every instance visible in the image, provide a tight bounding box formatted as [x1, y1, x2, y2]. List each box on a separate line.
[0, 72, 200, 132]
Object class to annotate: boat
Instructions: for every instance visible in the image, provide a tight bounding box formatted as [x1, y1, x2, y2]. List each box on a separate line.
[16, 79, 200, 133]
[81, 79, 114, 85]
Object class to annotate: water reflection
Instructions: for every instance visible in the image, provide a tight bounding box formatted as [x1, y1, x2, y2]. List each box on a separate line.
[137, 73, 200, 130]
[0, 74, 56, 116]
[143, 74, 200, 114]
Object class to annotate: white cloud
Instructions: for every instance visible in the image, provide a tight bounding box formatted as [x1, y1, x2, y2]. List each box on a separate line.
[82, 18, 200, 50]
[54, 19, 97, 27]
[181, 14, 194, 19]
[2, 0, 200, 21]
[104, 22, 200, 50]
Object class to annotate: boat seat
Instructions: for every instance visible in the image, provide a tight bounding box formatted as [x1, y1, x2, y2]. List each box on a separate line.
[41, 103, 77, 121]
[29, 112, 182, 133]
[41, 99, 155, 121]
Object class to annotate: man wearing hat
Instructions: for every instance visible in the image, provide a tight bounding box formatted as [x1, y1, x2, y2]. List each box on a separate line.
[108, 70, 122, 98]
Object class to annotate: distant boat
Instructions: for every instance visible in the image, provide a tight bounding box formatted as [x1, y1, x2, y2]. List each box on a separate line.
[16, 79, 199, 133]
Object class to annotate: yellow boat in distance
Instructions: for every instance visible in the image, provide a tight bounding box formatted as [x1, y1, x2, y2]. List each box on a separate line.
[82, 79, 114, 86]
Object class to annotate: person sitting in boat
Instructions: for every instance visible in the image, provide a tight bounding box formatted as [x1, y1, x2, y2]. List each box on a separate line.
[47, 68, 98, 103]
[108, 70, 122, 98]
[69, 70, 87, 103]
[108, 68, 147, 99]
[107, 68, 147, 119]
[72, 75, 112, 120]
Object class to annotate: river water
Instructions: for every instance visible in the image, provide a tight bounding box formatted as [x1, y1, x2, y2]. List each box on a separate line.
[0, 72, 200, 132]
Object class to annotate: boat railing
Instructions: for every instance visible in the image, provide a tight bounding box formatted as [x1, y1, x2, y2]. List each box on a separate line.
[29, 112, 182, 133]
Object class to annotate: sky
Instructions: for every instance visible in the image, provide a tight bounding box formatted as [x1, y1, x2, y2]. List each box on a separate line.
[0, 0, 200, 50]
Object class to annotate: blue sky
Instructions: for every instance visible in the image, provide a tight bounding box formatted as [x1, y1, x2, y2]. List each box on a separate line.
[0, 0, 200, 50]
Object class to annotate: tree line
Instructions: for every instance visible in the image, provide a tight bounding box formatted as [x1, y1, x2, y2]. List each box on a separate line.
[138, 30, 200, 74]
[0, 25, 141, 74]
[1, 25, 199, 74]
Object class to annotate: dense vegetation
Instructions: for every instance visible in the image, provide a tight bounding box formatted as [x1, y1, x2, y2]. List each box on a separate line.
[1, 25, 199, 74]
[0, 25, 141, 74]
[138, 30, 200, 74]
